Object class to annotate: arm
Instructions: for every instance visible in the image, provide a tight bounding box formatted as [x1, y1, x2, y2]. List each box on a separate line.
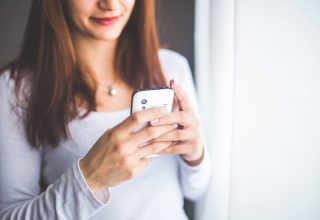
[0, 71, 179, 219]
[174, 59, 212, 201]
[0, 73, 108, 219]
[156, 53, 212, 201]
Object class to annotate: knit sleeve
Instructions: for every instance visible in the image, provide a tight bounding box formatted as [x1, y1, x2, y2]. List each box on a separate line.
[159, 49, 212, 201]
[0, 71, 109, 219]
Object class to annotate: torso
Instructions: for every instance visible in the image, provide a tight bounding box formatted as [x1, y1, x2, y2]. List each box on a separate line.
[0, 49, 193, 220]
[42, 103, 187, 220]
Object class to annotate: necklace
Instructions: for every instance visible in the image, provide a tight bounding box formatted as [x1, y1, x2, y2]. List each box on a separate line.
[98, 80, 118, 97]
[107, 85, 118, 96]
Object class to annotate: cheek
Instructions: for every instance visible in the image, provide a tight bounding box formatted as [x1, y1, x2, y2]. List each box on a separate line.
[68, 0, 94, 21]
[122, 0, 136, 14]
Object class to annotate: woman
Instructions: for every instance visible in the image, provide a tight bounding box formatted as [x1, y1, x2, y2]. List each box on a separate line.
[0, 0, 211, 219]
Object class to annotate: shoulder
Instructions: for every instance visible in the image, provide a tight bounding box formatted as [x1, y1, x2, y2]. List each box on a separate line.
[0, 69, 16, 107]
[0, 69, 14, 100]
[0, 69, 27, 119]
[0, 69, 11, 86]
[158, 49, 192, 83]
[0, 69, 30, 98]
[158, 48, 189, 67]
[0, 69, 19, 124]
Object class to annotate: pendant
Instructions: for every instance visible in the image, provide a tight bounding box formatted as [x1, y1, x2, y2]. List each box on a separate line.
[108, 86, 118, 96]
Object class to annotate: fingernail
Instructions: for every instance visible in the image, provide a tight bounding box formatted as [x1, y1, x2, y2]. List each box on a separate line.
[170, 79, 175, 87]
[151, 118, 159, 124]
[172, 123, 178, 128]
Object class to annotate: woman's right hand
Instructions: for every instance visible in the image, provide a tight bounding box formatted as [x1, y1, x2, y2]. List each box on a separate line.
[79, 107, 176, 192]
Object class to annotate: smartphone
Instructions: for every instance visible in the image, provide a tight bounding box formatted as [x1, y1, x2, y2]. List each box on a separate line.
[130, 87, 174, 151]
[130, 87, 174, 115]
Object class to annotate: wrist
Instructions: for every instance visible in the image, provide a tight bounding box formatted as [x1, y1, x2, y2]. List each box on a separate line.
[79, 158, 99, 193]
[181, 146, 204, 167]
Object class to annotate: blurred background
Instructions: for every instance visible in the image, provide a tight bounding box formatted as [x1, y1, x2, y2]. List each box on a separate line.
[2, 1, 320, 220]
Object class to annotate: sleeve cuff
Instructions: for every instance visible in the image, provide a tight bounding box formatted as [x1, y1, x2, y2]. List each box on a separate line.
[178, 148, 212, 200]
[178, 148, 210, 172]
[72, 159, 111, 206]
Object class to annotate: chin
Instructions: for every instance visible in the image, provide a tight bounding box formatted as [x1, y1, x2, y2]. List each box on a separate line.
[93, 31, 122, 41]
[97, 36, 121, 42]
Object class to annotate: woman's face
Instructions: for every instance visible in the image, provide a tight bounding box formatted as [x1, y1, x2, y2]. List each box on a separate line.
[67, 0, 136, 41]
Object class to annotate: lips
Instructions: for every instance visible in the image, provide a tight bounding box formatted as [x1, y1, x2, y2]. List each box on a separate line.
[91, 16, 120, 26]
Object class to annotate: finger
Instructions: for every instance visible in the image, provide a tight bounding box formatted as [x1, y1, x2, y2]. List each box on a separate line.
[152, 129, 195, 143]
[150, 111, 197, 128]
[136, 141, 172, 158]
[157, 143, 193, 155]
[116, 107, 169, 134]
[172, 97, 180, 112]
[129, 124, 178, 147]
[170, 80, 194, 114]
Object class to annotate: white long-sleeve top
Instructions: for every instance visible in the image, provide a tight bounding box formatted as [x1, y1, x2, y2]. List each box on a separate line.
[0, 49, 211, 220]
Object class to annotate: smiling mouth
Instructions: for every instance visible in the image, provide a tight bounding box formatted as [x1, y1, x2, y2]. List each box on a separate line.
[91, 16, 120, 26]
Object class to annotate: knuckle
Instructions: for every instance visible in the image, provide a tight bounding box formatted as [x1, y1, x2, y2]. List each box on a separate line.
[145, 127, 156, 138]
[110, 130, 121, 142]
[126, 169, 135, 179]
[115, 142, 128, 155]
[120, 157, 131, 167]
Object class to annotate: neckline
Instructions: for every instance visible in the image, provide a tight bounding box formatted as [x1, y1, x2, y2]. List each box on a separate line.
[91, 107, 130, 115]
[78, 106, 131, 117]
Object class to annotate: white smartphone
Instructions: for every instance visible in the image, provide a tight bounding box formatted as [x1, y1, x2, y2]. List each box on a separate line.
[130, 87, 174, 115]
[130, 87, 174, 152]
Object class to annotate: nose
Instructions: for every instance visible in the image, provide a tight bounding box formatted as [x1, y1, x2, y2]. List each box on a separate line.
[98, 0, 119, 11]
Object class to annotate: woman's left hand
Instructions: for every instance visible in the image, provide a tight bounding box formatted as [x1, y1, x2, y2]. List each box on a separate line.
[150, 80, 204, 166]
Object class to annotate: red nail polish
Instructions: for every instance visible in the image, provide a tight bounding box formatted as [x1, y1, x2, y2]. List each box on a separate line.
[170, 79, 175, 87]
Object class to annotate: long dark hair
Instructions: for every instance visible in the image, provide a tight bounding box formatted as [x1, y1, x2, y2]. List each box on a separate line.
[1, 0, 166, 148]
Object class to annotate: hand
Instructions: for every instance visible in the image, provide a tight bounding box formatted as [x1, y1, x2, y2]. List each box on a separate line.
[80, 107, 175, 192]
[150, 80, 204, 166]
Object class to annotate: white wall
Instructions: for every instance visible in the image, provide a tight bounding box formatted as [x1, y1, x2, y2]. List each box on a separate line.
[230, 0, 320, 220]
